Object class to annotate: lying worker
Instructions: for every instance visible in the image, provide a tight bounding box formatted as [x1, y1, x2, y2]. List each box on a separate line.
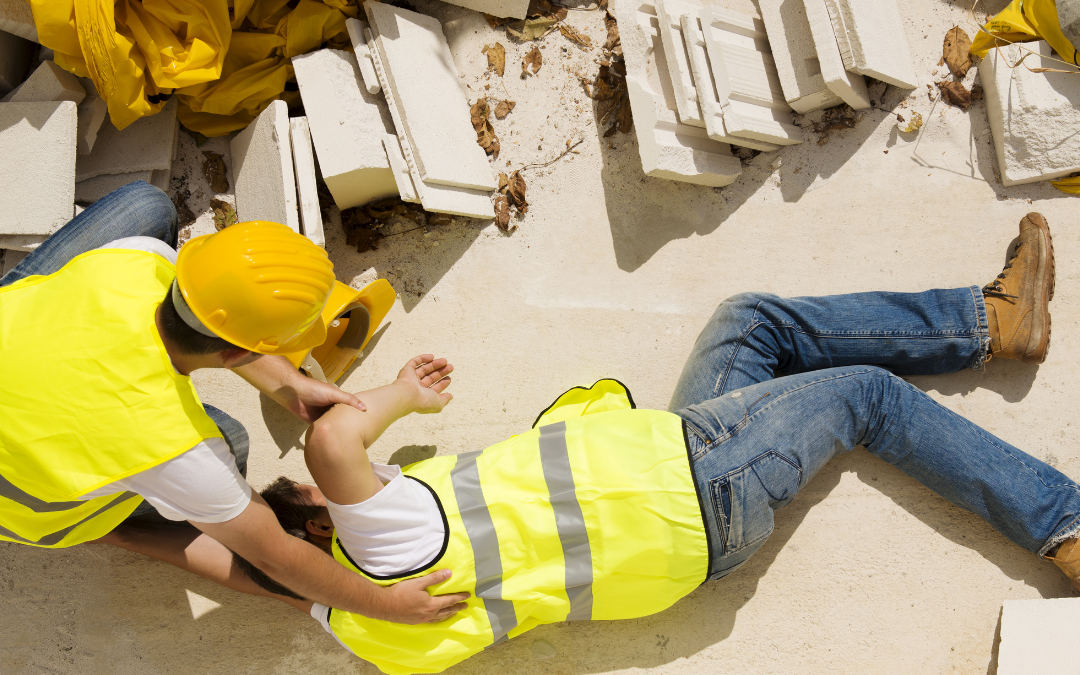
[0, 180, 467, 624]
[232, 212, 1078, 674]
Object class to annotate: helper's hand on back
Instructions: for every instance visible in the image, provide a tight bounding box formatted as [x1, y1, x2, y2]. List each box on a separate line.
[396, 354, 454, 414]
[382, 569, 471, 624]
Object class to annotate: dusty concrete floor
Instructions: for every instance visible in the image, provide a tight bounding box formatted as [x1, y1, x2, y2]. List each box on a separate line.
[2, 0, 1078, 672]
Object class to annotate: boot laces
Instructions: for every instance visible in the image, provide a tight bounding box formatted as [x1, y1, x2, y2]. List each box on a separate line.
[983, 242, 1021, 299]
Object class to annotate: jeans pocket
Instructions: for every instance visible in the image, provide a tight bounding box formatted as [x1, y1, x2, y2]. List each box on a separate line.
[710, 450, 803, 555]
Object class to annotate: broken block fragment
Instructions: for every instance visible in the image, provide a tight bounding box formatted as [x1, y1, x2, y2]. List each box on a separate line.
[998, 597, 1080, 674]
[824, 0, 917, 89]
[75, 171, 153, 203]
[655, 0, 705, 128]
[344, 18, 381, 95]
[0, 0, 37, 42]
[75, 78, 107, 155]
[0, 101, 76, 237]
[757, 0, 843, 113]
[802, 0, 869, 109]
[5, 61, 85, 104]
[230, 100, 300, 233]
[76, 98, 178, 181]
[289, 116, 325, 247]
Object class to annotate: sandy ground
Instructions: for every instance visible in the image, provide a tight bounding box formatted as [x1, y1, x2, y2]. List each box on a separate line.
[2, 0, 1079, 672]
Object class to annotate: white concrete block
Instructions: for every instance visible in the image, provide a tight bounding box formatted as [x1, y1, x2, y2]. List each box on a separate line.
[0, 0, 36, 42]
[757, 0, 843, 113]
[0, 101, 76, 236]
[76, 97, 177, 181]
[655, 0, 705, 127]
[981, 42, 1080, 187]
[802, 0, 869, 109]
[825, 0, 917, 89]
[6, 61, 84, 104]
[365, 13, 494, 218]
[0, 234, 44, 252]
[999, 597, 1080, 674]
[344, 18, 380, 95]
[0, 29, 33, 95]
[434, 0, 528, 20]
[611, 0, 741, 187]
[698, 7, 802, 145]
[383, 134, 419, 203]
[75, 171, 153, 203]
[289, 117, 325, 247]
[230, 100, 300, 233]
[75, 78, 107, 155]
[365, 1, 497, 192]
[680, 12, 779, 151]
[292, 48, 397, 210]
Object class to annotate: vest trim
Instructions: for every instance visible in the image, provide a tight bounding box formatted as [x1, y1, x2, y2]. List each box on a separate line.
[681, 420, 714, 579]
[537, 421, 594, 621]
[450, 449, 517, 646]
[0, 491, 138, 546]
[0, 472, 86, 513]
[335, 476, 451, 581]
[531, 377, 637, 428]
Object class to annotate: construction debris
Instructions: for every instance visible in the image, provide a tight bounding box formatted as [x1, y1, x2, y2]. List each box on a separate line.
[289, 117, 325, 247]
[826, 0, 918, 89]
[76, 98, 178, 182]
[3, 61, 84, 104]
[230, 100, 300, 233]
[0, 101, 76, 237]
[802, 0, 870, 109]
[0, 0, 37, 42]
[344, 19, 382, 96]
[758, 0, 844, 113]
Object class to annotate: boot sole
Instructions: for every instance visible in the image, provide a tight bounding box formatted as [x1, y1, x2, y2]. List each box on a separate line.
[1022, 212, 1054, 365]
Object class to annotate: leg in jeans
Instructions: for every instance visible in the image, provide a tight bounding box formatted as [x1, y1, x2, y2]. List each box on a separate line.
[677, 366, 1080, 579]
[0, 181, 177, 287]
[669, 288, 989, 411]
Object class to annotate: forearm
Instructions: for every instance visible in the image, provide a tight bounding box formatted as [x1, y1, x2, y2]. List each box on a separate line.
[231, 354, 298, 400]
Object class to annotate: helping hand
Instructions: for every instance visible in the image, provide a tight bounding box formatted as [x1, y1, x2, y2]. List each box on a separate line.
[397, 354, 454, 414]
[382, 569, 470, 624]
[287, 375, 367, 423]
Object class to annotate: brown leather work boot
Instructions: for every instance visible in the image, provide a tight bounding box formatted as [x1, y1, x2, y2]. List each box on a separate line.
[983, 212, 1055, 364]
[1046, 538, 1080, 592]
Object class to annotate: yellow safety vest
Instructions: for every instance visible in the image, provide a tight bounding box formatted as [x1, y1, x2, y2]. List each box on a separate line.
[326, 380, 709, 674]
[0, 249, 223, 547]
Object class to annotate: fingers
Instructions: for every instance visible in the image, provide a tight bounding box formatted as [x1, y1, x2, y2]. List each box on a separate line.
[426, 601, 469, 623]
[412, 356, 454, 389]
[323, 384, 367, 412]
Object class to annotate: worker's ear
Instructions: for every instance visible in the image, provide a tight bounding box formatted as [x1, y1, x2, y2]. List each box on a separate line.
[220, 348, 259, 369]
[305, 518, 334, 538]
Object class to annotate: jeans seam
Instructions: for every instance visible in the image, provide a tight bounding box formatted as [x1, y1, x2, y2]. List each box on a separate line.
[713, 304, 766, 398]
[1041, 514, 1080, 557]
[969, 284, 990, 370]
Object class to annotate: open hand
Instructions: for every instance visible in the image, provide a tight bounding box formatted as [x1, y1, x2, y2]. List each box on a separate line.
[382, 569, 470, 624]
[397, 354, 454, 414]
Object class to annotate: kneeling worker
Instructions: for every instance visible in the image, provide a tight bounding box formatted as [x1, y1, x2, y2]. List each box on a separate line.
[0, 181, 467, 624]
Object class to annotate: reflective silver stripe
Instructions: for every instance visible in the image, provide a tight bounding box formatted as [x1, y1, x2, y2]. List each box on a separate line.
[450, 450, 517, 645]
[0, 473, 87, 513]
[538, 422, 594, 621]
[0, 491, 139, 546]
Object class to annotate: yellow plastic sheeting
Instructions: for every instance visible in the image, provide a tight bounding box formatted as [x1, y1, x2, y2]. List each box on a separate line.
[971, 0, 1078, 66]
[1051, 176, 1080, 193]
[29, 0, 358, 136]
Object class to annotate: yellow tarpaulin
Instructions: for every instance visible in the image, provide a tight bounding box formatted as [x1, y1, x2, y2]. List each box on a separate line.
[28, 0, 358, 136]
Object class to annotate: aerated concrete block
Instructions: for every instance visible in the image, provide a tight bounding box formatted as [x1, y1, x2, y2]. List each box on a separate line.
[825, 0, 917, 89]
[611, 0, 741, 187]
[998, 597, 1080, 674]
[5, 60, 84, 104]
[0, 29, 33, 95]
[289, 117, 325, 247]
[75, 78, 107, 155]
[383, 134, 419, 203]
[0, 101, 76, 236]
[230, 100, 300, 233]
[802, 0, 869, 109]
[76, 97, 177, 181]
[756, 0, 842, 113]
[292, 48, 397, 210]
[0, 234, 44, 252]
[1061, 0, 1080, 51]
[75, 171, 153, 203]
[344, 18, 380, 95]
[980, 42, 1080, 187]
[655, 0, 705, 127]
[0, 0, 36, 42]
[436, 0, 528, 20]
[365, 1, 497, 192]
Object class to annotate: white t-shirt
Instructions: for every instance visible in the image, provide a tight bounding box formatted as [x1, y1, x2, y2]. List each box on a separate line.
[78, 237, 252, 523]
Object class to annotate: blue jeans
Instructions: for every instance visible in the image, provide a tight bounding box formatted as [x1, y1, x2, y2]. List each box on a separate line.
[0, 181, 249, 520]
[671, 290, 1080, 580]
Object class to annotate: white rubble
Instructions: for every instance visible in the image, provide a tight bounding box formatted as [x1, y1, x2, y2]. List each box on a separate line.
[825, 0, 917, 89]
[344, 18, 381, 95]
[655, 0, 705, 127]
[4, 61, 85, 104]
[435, 0, 528, 20]
[0, 29, 33, 95]
[998, 598, 1080, 674]
[980, 41, 1080, 187]
[75, 97, 177, 181]
[75, 171, 153, 203]
[289, 116, 325, 247]
[75, 77, 107, 155]
[0, 234, 45, 252]
[802, 0, 870, 109]
[757, 0, 843, 113]
[230, 100, 300, 233]
[0, 0, 36, 42]
[612, 0, 741, 187]
[0, 101, 76, 237]
[292, 48, 398, 211]
[365, 1, 497, 192]
[383, 134, 419, 204]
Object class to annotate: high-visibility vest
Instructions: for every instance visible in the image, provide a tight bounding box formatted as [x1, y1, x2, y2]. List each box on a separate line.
[327, 380, 708, 675]
[0, 249, 223, 547]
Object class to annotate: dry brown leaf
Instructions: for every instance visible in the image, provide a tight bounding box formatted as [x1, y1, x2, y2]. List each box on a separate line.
[507, 170, 527, 214]
[202, 151, 229, 193]
[942, 26, 972, 78]
[507, 16, 558, 40]
[614, 95, 633, 133]
[603, 12, 620, 53]
[484, 13, 511, 27]
[560, 23, 592, 49]
[494, 195, 512, 230]
[346, 228, 385, 253]
[210, 198, 236, 231]
[522, 46, 543, 75]
[498, 172, 509, 191]
[470, 98, 500, 157]
[482, 43, 506, 77]
[528, 0, 567, 20]
[494, 99, 516, 118]
[938, 80, 972, 110]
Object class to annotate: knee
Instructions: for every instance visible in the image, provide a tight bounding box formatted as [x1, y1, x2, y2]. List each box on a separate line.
[122, 181, 178, 245]
[709, 292, 779, 329]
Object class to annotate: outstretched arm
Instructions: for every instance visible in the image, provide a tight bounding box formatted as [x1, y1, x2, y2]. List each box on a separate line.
[232, 354, 367, 423]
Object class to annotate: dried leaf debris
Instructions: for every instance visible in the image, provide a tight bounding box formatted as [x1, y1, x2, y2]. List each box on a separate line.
[559, 23, 591, 49]
[210, 198, 237, 231]
[493, 99, 516, 118]
[470, 98, 500, 158]
[937, 80, 972, 110]
[494, 170, 528, 231]
[522, 46, 543, 76]
[340, 199, 448, 254]
[582, 56, 631, 137]
[482, 43, 506, 77]
[942, 26, 973, 79]
[202, 151, 229, 193]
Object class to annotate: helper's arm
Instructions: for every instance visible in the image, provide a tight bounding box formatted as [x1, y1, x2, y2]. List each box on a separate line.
[232, 354, 366, 423]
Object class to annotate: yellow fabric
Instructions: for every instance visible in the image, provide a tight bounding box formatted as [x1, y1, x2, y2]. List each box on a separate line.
[531, 378, 636, 428]
[328, 383, 707, 675]
[28, 0, 357, 136]
[1050, 175, 1080, 193]
[0, 249, 223, 547]
[971, 0, 1078, 66]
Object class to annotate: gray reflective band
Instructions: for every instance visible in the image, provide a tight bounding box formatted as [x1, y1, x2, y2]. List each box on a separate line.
[538, 422, 594, 621]
[0, 491, 139, 546]
[0, 473, 86, 513]
[170, 279, 219, 338]
[450, 450, 518, 646]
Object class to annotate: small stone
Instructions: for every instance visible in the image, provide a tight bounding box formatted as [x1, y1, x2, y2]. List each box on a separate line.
[531, 639, 556, 660]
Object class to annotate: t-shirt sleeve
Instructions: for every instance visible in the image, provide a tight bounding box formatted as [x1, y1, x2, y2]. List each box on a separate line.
[97, 236, 178, 263]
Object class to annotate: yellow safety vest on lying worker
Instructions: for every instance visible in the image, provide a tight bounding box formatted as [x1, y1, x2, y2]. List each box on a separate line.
[0, 249, 223, 548]
[327, 380, 709, 675]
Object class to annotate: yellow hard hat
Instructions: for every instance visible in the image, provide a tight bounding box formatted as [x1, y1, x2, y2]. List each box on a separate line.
[174, 221, 335, 354]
